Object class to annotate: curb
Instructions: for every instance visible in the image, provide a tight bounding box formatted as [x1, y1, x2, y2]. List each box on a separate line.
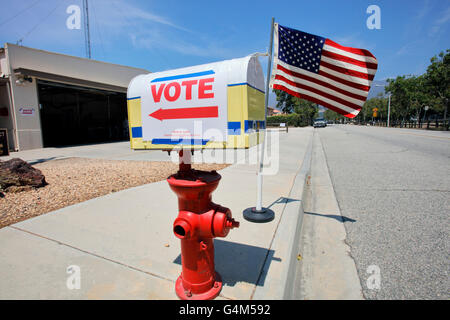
[252, 134, 313, 299]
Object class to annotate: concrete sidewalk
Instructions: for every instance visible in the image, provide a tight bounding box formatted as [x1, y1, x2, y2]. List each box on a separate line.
[0, 128, 313, 300]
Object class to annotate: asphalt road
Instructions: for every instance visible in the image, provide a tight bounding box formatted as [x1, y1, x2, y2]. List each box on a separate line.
[317, 124, 449, 299]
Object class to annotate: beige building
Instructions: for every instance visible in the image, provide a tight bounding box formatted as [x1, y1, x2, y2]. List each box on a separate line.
[267, 106, 281, 116]
[0, 43, 149, 151]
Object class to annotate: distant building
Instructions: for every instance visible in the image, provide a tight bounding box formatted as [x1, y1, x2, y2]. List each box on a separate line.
[0, 43, 149, 151]
[268, 106, 282, 116]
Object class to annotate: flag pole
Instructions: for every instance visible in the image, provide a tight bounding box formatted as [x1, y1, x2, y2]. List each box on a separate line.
[243, 17, 275, 223]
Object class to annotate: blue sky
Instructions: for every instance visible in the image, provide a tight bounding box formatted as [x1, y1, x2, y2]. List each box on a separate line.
[1, 0, 449, 104]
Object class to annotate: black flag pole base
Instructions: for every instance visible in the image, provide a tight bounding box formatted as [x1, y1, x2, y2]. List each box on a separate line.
[243, 207, 274, 223]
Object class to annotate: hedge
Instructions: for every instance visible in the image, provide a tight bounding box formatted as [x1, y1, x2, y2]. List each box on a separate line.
[267, 114, 311, 127]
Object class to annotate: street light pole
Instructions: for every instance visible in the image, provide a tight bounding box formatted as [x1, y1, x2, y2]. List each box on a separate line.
[387, 94, 391, 127]
[423, 105, 429, 125]
[375, 84, 391, 127]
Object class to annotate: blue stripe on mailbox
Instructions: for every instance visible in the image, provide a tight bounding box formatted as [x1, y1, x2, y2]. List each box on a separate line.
[258, 120, 266, 129]
[131, 126, 143, 138]
[244, 120, 254, 133]
[152, 138, 210, 145]
[150, 70, 215, 83]
[227, 121, 241, 135]
[244, 120, 265, 133]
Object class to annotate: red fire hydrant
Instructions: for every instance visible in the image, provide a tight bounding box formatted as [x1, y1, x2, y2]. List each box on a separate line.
[168, 150, 239, 300]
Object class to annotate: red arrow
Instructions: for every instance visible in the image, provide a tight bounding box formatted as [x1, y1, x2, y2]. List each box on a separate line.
[149, 106, 218, 121]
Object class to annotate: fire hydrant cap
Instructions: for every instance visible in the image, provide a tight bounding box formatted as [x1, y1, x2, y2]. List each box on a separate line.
[173, 219, 191, 239]
[213, 212, 239, 237]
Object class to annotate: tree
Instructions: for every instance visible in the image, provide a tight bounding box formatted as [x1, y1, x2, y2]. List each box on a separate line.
[293, 99, 318, 125]
[386, 75, 411, 122]
[383, 50, 449, 128]
[324, 109, 345, 122]
[271, 89, 318, 126]
[385, 75, 433, 123]
[360, 95, 388, 121]
[407, 75, 431, 122]
[424, 50, 449, 126]
[274, 89, 297, 113]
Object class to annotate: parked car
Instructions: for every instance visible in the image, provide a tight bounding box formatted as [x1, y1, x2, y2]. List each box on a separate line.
[313, 120, 327, 128]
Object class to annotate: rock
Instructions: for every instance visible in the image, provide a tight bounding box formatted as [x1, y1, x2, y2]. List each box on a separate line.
[6, 185, 34, 193]
[0, 158, 47, 192]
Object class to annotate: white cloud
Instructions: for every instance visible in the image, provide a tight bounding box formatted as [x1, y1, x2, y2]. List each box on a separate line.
[92, 0, 240, 59]
[333, 33, 375, 51]
[435, 6, 450, 24]
[89, 0, 188, 32]
[428, 6, 450, 37]
[129, 29, 239, 59]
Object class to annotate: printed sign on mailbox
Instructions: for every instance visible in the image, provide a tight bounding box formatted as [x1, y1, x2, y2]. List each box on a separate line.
[140, 66, 227, 145]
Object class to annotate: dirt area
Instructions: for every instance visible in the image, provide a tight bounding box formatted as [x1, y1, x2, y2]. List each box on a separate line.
[0, 157, 228, 229]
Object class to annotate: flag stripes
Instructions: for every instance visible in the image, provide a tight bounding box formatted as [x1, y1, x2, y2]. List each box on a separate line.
[275, 64, 368, 102]
[274, 73, 364, 109]
[272, 83, 360, 117]
[270, 24, 378, 118]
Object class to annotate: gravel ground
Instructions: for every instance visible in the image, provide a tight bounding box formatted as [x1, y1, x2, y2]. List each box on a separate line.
[0, 158, 228, 229]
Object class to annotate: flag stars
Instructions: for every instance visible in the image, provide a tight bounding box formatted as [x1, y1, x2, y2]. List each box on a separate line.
[277, 25, 325, 75]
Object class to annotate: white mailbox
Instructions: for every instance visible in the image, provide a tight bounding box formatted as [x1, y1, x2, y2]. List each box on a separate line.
[127, 55, 266, 149]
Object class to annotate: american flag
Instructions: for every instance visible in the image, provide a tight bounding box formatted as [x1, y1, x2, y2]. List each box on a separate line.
[269, 24, 378, 118]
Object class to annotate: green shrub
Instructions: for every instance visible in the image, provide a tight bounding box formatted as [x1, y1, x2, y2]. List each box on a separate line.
[267, 114, 310, 127]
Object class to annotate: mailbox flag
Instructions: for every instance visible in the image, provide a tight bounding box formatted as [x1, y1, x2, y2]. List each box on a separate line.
[270, 24, 378, 118]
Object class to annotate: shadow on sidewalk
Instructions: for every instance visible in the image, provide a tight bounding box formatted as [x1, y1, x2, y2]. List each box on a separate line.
[173, 239, 281, 287]
[267, 197, 300, 208]
[28, 157, 59, 165]
[304, 211, 356, 223]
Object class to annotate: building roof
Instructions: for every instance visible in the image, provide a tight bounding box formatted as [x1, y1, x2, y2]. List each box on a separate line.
[2, 43, 150, 92]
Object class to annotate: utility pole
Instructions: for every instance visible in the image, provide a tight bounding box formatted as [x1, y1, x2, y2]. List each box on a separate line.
[83, 0, 91, 59]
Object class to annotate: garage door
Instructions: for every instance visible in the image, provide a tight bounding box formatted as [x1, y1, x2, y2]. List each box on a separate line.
[37, 80, 128, 147]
